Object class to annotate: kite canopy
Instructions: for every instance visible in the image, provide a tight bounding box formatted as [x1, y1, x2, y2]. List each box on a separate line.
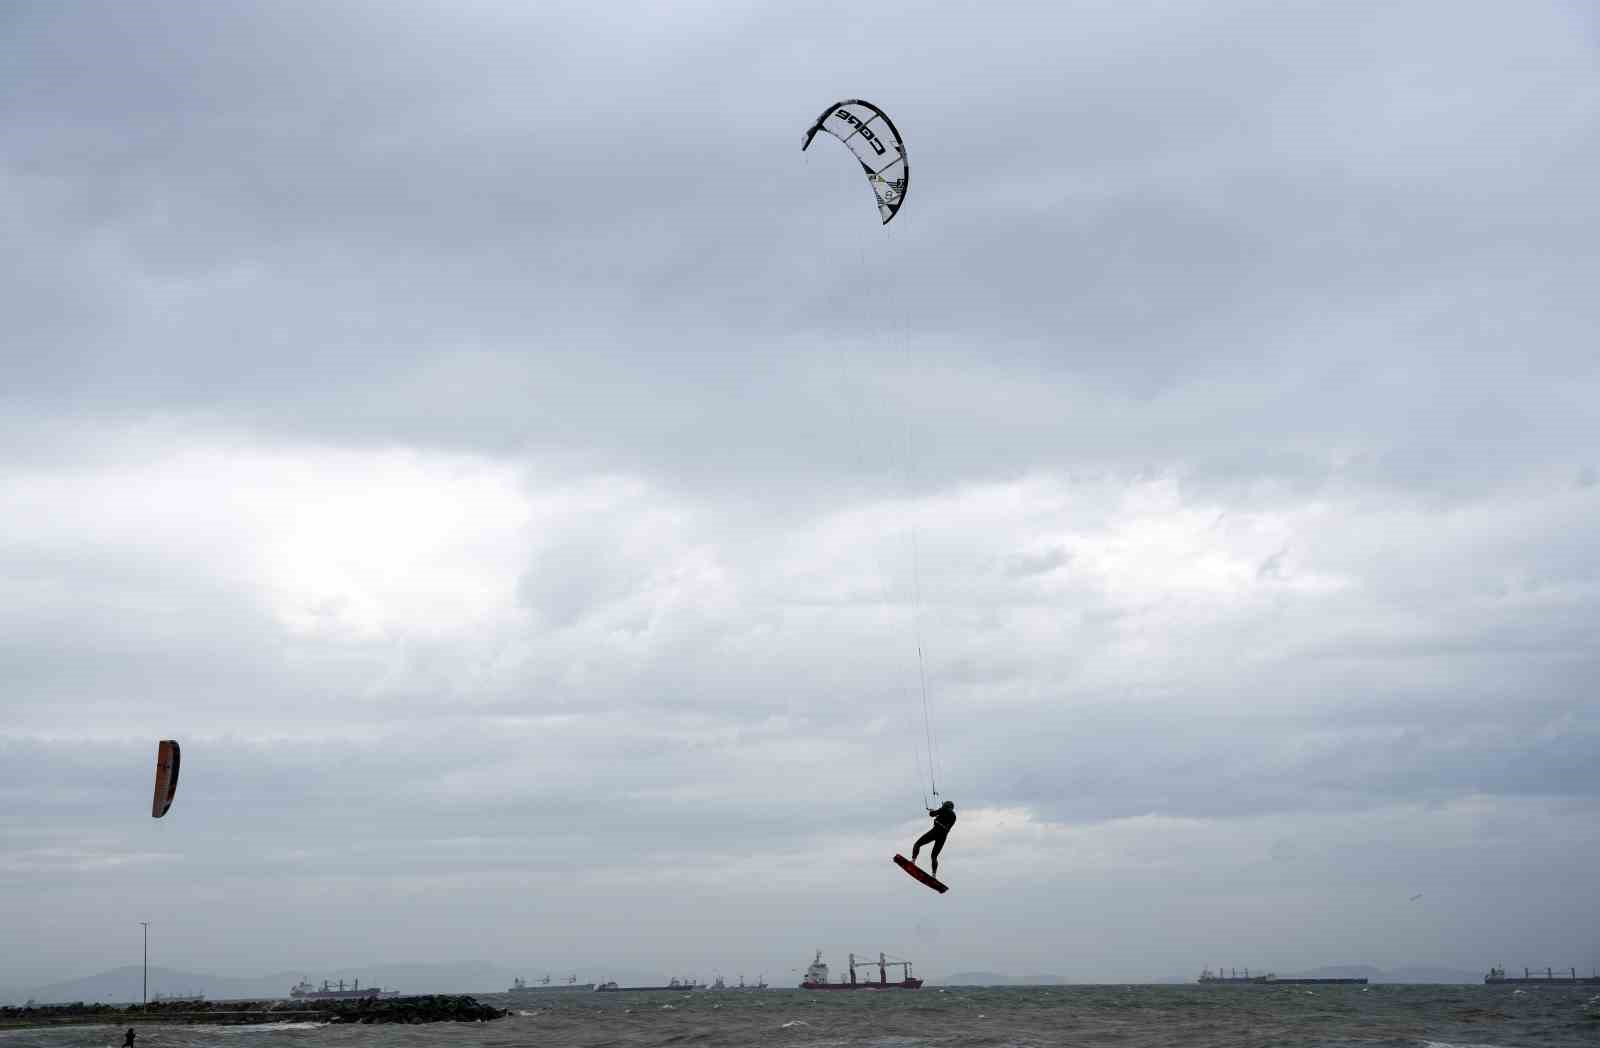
[151, 739, 180, 818]
[802, 99, 909, 224]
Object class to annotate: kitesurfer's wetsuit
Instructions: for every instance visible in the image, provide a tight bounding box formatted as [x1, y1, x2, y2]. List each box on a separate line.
[912, 802, 956, 877]
[123, 1029, 136, 1048]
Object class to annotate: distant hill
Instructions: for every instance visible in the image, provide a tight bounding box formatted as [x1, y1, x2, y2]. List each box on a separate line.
[938, 972, 1070, 986]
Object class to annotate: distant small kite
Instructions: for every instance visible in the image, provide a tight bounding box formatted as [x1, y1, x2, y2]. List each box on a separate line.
[151, 740, 180, 817]
[1409, 893, 1423, 902]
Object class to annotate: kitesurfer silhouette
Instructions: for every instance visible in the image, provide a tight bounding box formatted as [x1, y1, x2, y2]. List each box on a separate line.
[123, 1028, 136, 1048]
[911, 800, 955, 877]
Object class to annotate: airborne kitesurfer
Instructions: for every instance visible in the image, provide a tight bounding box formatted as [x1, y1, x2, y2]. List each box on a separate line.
[910, 800, 955, 878]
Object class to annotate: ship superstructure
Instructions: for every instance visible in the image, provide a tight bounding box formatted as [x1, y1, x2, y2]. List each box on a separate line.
[1199, 967, 1268, 984]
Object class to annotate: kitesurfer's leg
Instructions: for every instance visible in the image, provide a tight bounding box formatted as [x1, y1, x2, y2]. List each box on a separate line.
[929, 832, 946, 877]
[911, 827, 939, 864]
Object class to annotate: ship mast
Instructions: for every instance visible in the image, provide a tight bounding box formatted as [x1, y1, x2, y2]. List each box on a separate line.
[847, 952, 915, 985]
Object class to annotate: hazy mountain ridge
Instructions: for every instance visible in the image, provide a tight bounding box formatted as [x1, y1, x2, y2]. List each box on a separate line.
[9, 962, 760, 1006]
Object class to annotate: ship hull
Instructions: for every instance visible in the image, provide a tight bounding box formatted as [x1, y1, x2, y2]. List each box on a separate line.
[801, 980, 923, 990]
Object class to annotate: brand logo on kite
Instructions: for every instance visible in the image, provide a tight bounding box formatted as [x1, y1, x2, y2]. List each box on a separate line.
[870, 173, 906, 205]
[834, 108, 887, 156]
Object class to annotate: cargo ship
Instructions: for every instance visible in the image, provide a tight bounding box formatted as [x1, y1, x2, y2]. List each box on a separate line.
[707, 975, 768, 991]
[1199, 968, 1367, 986]
[800, 950, 922, 990]
[1484, 966, 1600, 985]
[594, 977, 701, 992]
[509, 975, 594, 993]
[288, 978, 399, 1001]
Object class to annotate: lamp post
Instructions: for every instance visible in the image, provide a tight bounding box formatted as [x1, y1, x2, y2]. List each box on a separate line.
[140, 922, 150, 1004]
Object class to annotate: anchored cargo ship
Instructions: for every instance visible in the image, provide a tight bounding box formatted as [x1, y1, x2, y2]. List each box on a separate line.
[1199, 968, 1367, 986]
[800, 951, 922, 990]
[594, 977, 702, 992]
[707, 975, 768, 991]
[288, 979, 399, 1001]
[509, 975, 594, 993]
[1484, 966, 1600, 985]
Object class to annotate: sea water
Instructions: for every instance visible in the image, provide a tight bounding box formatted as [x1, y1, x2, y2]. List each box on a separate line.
[4, 984, 1597, 1048]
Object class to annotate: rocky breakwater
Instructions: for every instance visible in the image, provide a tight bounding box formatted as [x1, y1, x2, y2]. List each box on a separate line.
[325, 995, 507, 1024]
[0, 995, 506, 1029]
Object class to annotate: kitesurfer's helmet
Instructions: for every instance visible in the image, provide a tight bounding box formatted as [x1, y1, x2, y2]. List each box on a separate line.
[940, 800, 954, 811]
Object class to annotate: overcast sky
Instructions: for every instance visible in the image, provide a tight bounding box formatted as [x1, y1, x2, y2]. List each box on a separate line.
[3, 0, 1598, 992]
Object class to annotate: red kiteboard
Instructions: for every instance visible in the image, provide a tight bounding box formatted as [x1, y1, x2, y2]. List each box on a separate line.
[893, 853, 948, 894]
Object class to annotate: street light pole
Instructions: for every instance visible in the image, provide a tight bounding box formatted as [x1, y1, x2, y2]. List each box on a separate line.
[140, 922, 150, 1004]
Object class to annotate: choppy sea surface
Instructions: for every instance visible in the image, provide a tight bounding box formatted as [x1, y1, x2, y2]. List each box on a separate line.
[5, 985, 1598, 1048]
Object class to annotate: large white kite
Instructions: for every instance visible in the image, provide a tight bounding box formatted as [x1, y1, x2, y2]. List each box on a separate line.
[802, 99, 909, 224]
